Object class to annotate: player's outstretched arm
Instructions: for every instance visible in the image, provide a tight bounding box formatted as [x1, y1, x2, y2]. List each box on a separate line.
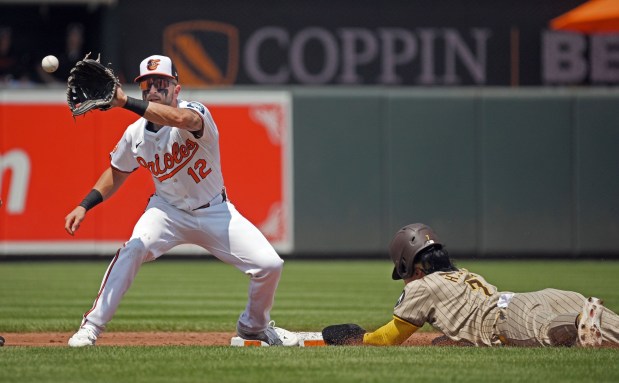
[64, 167, 131, 236]
[362, 316, 419, 346]
[113, 87, 203, 133]
[322, 317, 419, 347]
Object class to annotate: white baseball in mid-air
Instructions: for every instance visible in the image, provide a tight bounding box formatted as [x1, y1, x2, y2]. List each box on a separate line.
[42, 55, 59, 73]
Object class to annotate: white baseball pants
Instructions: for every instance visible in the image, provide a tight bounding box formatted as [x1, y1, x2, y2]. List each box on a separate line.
[79, 194, 283, 334]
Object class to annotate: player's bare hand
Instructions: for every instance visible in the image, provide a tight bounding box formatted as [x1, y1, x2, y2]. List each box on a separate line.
[65, 206, 87, 236]
[112, 86, 128, 108]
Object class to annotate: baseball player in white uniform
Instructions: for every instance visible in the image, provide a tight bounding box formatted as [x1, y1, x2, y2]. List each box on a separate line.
[64, 54, 297, 347]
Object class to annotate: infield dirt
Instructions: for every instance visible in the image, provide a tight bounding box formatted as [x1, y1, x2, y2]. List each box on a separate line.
[5, 332, 618, 347]
[2, 331, 453, 347]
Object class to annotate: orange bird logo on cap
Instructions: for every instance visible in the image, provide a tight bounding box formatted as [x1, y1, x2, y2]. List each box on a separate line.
[147, 59, 161, 70]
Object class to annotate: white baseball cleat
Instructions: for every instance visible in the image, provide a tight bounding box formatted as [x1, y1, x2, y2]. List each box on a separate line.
[273, 322, 299, 346]
[68, 327, 98, 347]
[235, 320, 299, 346]
[577, 297, 604, 347]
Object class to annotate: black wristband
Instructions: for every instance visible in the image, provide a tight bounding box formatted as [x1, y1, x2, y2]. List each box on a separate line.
[79, 189, 103, 211]
[122, 97, 149, 116]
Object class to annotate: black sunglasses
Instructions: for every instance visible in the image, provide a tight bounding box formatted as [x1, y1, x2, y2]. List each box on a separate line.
[139, 78, 176, 92]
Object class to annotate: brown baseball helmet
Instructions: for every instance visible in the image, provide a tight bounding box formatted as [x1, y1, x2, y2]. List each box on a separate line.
[389, 223, 443, 280]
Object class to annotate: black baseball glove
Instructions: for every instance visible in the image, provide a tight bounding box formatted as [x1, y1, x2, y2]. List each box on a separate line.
[66, 53, 120, 117]
[322, 323, 366, 345]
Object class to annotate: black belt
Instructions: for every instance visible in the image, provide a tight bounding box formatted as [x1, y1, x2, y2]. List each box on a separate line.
[194, 188, 227, 210]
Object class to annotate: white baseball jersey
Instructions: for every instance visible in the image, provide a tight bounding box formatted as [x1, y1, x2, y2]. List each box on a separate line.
[77, 98, 283, 336]
[110, 100, 223, 210]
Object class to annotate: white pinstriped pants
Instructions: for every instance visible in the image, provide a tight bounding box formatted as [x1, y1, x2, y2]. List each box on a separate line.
[79, 194, 283, 334]
[495, 288, 619, 346]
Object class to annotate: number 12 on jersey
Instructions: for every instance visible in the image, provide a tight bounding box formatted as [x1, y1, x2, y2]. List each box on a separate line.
[187, 159, 212, 183]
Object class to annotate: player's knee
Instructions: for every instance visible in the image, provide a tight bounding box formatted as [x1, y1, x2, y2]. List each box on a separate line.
[121, 238, 154, 263]
[253, 253, 283, 277]
[263, 255, 284, 274]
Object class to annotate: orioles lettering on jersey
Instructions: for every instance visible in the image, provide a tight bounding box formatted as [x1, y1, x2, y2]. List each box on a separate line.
[136, 138, 208, 182]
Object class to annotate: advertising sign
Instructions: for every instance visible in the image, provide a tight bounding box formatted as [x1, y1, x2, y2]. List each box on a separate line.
[0, 90, 293, 255]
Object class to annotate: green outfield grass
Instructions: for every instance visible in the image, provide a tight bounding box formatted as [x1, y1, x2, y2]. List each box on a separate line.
[0, 346, 617, 383]
[0, 259, 618, 382]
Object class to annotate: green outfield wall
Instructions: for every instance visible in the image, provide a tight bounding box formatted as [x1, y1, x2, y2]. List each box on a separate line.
[291, 88, 619, 257]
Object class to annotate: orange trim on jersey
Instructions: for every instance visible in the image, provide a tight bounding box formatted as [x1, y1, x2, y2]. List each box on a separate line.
[155, 146, 198, 182]
[134, 139, 200, 182]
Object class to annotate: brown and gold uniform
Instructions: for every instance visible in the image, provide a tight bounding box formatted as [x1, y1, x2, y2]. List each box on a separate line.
[364, 268, 619, 347]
